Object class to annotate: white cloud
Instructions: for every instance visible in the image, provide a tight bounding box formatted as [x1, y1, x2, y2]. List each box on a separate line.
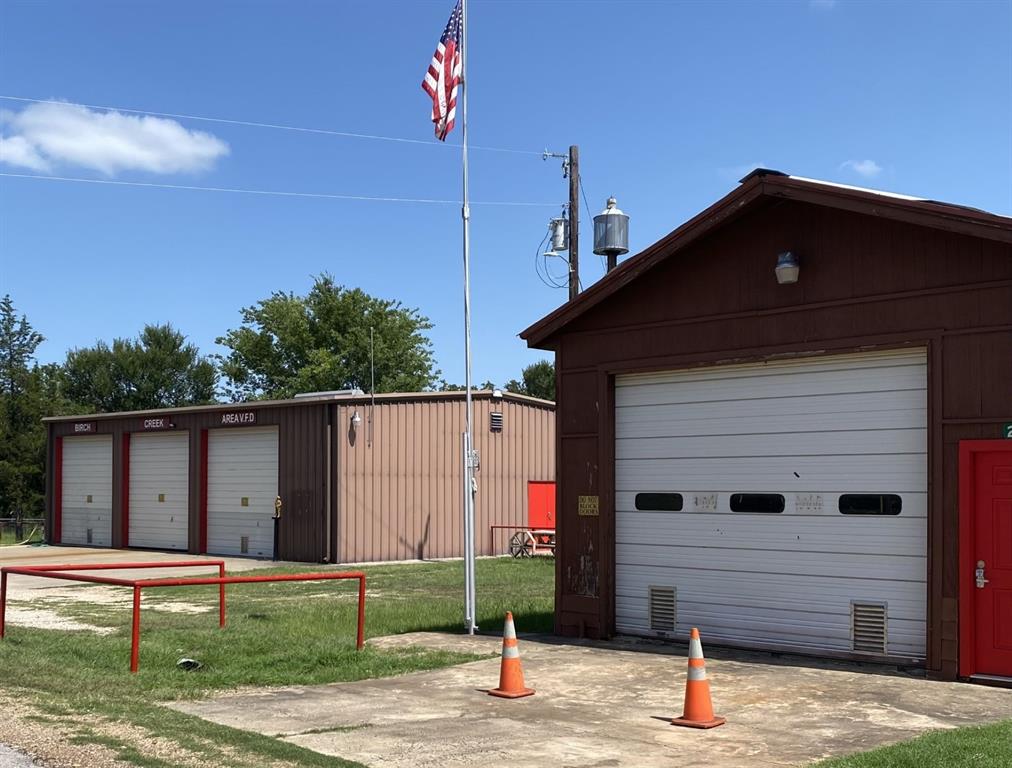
[0, 135, 50, 171]
[840, 159, 882, 178]
[810, 0, 837, 9]
[0, 101, 229, 175]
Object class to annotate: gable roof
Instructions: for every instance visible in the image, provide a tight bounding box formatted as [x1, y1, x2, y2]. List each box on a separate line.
[520, 169, 1012, 348]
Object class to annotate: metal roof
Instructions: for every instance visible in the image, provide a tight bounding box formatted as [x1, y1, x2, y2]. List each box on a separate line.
[42, 389, 554, 423]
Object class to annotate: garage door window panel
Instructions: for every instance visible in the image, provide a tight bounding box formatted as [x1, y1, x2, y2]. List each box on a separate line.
[839, 494, 902, 515]
[730, 493, 785, 514]
[634, 493, 684, 511]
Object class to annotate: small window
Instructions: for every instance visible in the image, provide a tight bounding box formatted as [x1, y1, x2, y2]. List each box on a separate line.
[730, 493, 785, 513]
[635, 493, 684, 511]
[839, 494, 902, 516]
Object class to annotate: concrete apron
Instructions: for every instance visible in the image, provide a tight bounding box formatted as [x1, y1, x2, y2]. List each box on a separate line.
[172, 632, 1012, 768]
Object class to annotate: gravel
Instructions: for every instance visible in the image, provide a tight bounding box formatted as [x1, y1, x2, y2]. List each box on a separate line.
[0, 744, 42, 768]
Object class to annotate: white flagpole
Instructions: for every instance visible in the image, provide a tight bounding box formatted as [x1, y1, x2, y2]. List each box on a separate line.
[460, 0, 477, 635]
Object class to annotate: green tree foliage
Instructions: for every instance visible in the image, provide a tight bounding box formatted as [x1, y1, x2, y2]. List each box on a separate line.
[0, 296, 74, 515]
[216, 274, 438, 400]
[438, 379, 496, 392]
[504, 359, 555, 401]
[63, 324, 217, 412]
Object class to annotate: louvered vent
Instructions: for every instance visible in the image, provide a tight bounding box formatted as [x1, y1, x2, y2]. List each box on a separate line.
[649, 586, 676, 634]
[490, 411, 504, 433]
[851, 602, 888, 654]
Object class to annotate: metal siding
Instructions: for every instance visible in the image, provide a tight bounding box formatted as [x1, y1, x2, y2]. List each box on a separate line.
[615, 349, 928, 658]
[128, 432, 189, 550]
[206, 426, 279, 558]
[60, 435, 113, 547]
[336, 396, 555, 563]
[538, 200, 1012, 675]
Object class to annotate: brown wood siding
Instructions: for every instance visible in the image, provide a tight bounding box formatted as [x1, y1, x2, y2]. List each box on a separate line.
[545, 199, 1012, 677]
[46, 403, 329, 562]
[335, 397, 555, 563]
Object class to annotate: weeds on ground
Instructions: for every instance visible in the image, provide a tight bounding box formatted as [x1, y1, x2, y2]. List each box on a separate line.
[0, 557, 554, 767]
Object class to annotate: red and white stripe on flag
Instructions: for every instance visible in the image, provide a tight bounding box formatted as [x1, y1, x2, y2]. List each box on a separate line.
[421, 1, 463, 141]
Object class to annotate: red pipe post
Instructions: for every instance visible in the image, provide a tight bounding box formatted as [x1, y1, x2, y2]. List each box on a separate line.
[130, 585, 141, 673]
[357, 574, 366, 649]
[0, 570, 7, 640]
[218, 561, 226, 628]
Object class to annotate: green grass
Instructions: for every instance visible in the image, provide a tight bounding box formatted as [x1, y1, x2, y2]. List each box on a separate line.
[0, 556, 555, 767]
[0, 525, 45, 546]
[812, 719, 1012, 767]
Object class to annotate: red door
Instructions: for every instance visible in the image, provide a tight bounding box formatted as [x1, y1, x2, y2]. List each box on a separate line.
[527, 481, 556, 530]
[971, 451, 1012, 676]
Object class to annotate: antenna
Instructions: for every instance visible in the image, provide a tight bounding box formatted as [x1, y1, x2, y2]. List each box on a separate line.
[369, 327, 375, 448]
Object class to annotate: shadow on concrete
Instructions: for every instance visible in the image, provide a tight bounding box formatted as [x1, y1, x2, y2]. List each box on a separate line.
[518, 631, 930, 682]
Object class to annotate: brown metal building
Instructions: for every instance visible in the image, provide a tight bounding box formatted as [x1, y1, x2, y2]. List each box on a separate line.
[44, 391, 554, 564]
[522, 170, 1012, 682]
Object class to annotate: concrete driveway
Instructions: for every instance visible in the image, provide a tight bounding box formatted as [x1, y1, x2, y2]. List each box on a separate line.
[174, 632, 1012, 768]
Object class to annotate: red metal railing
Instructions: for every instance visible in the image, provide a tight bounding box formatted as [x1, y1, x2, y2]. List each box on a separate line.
[0, 561, 366, 673]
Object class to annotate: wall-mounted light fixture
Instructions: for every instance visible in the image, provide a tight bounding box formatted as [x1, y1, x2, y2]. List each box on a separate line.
[351, 410, 362, 430]
[775, 251, 800, 284]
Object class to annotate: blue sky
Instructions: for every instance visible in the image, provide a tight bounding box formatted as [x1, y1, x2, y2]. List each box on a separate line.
[2, 0, 1010, 389]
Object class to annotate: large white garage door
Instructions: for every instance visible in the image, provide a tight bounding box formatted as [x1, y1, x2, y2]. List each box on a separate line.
[61, 435, 113, 547]
[615, 348, 927, 660]
[207, 426, 278, 558]
[128, 432, 189, 550]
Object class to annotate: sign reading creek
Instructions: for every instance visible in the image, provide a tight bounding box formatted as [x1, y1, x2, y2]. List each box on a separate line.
[142, 417, 172, 430]
[220, 411, 257, 426]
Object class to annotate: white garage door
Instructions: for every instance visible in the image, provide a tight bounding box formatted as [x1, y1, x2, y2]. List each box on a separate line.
[207, 426, 278, 558]
[615, 348, 927, 660]
[61, 435, 113, 547]
[128, 432, 189, 550]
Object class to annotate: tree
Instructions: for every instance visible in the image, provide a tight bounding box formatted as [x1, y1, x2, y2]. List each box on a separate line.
[438, 379, 496, 392]
[63, 324, 216, 412]
[504, 359, 555, 401]
[216, 274, 438, 400]
[0, 296, 73, 516]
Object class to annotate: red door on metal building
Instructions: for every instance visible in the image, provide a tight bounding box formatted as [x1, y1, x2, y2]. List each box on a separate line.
[961, 444, 1012, 678]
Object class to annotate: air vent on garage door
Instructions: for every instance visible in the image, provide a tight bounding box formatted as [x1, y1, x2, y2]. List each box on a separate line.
[649, 586, 676, 634]
[852, 602, 888, 654]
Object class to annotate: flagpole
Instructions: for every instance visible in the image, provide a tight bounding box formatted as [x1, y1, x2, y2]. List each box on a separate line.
[460, 0, 477, 635]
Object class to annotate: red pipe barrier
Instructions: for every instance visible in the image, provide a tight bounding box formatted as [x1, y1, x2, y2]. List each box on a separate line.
[131, 585, 141, 673]
[1, 562, 366, 672]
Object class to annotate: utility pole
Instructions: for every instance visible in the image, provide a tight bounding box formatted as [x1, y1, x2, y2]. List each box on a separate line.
[568, 145, 580, 301]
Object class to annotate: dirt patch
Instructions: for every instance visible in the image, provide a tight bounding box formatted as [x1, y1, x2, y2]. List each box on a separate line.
[3, 607, 115, 635]
[4, 585, 212, 633]
[0, 692, 303, 768]
[0, 693, 130, 768]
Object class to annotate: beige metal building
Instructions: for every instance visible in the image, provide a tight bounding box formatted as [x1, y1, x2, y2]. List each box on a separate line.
[338, 393, 555, 562]
[45, 390, 555, 563]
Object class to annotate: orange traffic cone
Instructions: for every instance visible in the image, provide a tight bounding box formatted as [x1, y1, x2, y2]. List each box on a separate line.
[488, 611, 535, 699]
[671, 627, 726, 729]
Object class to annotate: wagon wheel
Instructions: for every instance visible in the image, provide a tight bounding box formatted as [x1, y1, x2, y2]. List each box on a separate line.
[509, 531, 534, 558]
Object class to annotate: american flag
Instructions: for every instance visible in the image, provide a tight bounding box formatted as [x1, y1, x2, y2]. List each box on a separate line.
[421, 1, 463, 141]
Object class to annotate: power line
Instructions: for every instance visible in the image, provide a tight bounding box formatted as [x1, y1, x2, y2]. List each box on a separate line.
[0, 95, 546, 156]
[579, 175, 606, 270]
[0, 172, 561, 207]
